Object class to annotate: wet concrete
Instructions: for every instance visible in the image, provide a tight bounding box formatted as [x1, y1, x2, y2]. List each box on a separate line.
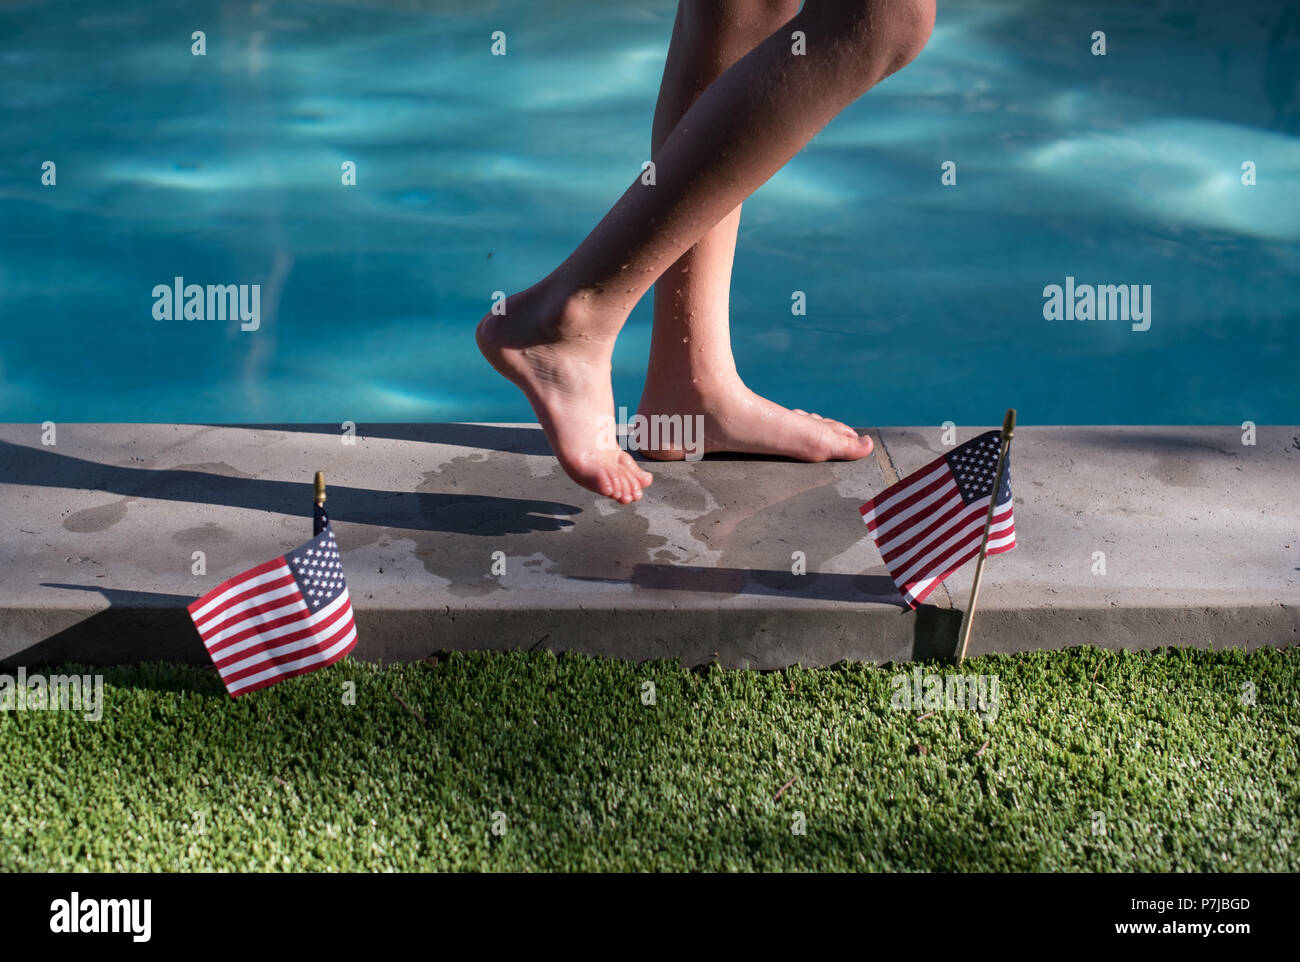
[1, 423, 1296, 667]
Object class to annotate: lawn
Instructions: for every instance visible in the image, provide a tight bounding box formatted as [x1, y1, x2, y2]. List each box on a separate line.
[1, 646, 1295, 871]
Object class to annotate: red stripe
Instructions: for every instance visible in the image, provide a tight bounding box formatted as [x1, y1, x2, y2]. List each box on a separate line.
[897, 520, 1016, 599]
[220, 608, 356, 690]
[214, 598, 354, 675]
[879, 495, 972, 565]
[903, 527, 1017, 608]
[903, 577, 945, 609]
[193, 573, 296, 634]
[860, 453, 948, 518]
[987, 537, 1016, 557]
[898, 547, 981, 611]
[897, 509, 1014, 587]
[203, 594, 312, 656]
[864, 471, 954, 534]
[225, 630, 358, 698]
[187, 557, 286, 615]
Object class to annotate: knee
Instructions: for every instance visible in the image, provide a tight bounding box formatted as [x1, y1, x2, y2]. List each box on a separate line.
[888, 0, 935, 71]
[811, 0, 935, 75]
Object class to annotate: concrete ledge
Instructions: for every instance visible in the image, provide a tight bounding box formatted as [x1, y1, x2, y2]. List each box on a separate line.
[1, 424, 1297, 667]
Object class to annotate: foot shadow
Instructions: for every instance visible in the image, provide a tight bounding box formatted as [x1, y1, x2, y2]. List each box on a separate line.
[210, 423, 554, 457]
[0, 439, 578, 536]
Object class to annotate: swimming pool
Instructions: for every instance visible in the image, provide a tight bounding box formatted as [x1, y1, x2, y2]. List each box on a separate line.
[2, 0, 1297, 425]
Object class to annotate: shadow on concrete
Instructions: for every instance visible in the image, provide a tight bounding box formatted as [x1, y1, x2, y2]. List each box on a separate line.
[216, 423, 873, 465]
[211, 423, 555, 456]
[1028, 427, 1242, 457]
[0, 440, 579, 536]
[575, 563, 907, 604]
[572, 562, 963, 660]
[3, 584, 209, 671]
[911, 605, 963, 662]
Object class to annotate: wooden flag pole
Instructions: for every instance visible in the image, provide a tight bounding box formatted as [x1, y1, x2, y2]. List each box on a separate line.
[314, 470, 326, 506]
[955, 408, 1016, 665]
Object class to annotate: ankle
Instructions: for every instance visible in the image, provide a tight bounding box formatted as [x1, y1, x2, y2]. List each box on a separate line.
[506, 275, 622, 342]
[640, 363, 743, 409]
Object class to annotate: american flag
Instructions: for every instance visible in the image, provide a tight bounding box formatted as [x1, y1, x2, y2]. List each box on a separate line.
[187, 503, 356, 697]
[860, 430, 1015, 608]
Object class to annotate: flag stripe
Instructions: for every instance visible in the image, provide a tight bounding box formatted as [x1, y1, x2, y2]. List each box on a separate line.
[187, 559, 287, 620]
[896, 507, 1013, 589]
[213, 589, 353, 672]
[871, 477, 960, 540]
[220, 607, 355, 687]
[878, 491, 967, 560]
[225, 624, 358, 697]
[859, 431, 1015, 609]
[898, 518, 1016, 607]
[895, 504, 1012, 586]
[206, 585, 347, 658]
[861, 459, 948, 529]
[193, 577, 299, 635]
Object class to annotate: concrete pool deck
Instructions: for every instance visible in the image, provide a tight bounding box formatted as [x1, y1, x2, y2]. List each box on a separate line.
[1, 423, 1296, 668]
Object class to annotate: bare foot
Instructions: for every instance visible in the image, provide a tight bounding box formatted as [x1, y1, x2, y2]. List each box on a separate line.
[635, 374, 874, 462]
[476, 288, 653, 504]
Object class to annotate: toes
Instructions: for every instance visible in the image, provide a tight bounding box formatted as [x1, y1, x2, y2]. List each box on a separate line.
[618, 452, 654, 490]
[828, 419, 861, 439]
[833, 431, 874, 459]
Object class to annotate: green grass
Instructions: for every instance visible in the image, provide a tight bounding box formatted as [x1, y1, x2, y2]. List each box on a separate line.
[1, 646, 1296, 871]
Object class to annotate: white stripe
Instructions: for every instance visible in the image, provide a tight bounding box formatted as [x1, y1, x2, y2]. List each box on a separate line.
[209, 589, 351, 664]
[899, 524, 1017, 590]
[862, 462, 948, 525]
[218, 608, 353, 677]
[885, 492, 989, 575]
[225, 624, 357, 695]
[200, 591, 306, 644]
[883, 497, 987, 571]
[873, 477, 960, 540]
[874, 490, 965, 557]
[902, 576, 936, 603]
[191, 563, 290, 621]
[986, 530, 1016, 551]
[195, 577, 298, 633]
[897, 510, 1013, 585]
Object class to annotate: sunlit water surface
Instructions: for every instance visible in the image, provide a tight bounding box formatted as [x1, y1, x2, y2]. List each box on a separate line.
[2, 0, 1298, 423]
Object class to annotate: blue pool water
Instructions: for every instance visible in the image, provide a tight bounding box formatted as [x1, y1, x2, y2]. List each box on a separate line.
[2, 0, 1298, 425]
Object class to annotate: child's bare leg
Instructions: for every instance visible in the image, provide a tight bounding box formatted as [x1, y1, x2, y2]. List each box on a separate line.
[478, 0, 934, 501]
[638, 0, 872, 462]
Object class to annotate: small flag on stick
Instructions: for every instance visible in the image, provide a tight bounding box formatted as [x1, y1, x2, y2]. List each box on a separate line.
[187, 471, 357, 697]
[860, 414, 1017, 612]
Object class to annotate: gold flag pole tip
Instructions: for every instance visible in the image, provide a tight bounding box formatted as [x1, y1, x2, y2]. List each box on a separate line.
[314, 471, 326, 506]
